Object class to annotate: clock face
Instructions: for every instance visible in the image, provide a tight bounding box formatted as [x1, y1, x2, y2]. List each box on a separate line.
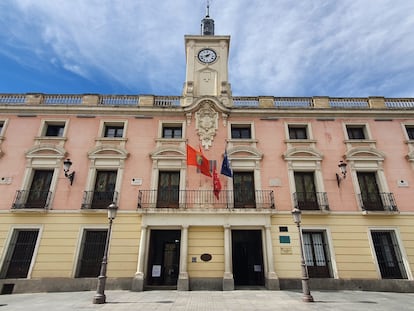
[197, 48, 217, 63]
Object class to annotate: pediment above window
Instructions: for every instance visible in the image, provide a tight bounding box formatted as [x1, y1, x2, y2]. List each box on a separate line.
[283, 147, 323, 161]
[151, 146, 186, 160]
[25, 144, 66, 159]
[228, 145, 263, 160]
[88, 145, 129, 159]
[345, 147, 385, 161]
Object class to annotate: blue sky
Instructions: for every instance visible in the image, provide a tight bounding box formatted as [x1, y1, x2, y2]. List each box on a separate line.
[1, 0, 414, 97]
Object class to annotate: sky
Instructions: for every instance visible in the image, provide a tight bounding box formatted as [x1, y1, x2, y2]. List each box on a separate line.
[0, 0, 414, 98]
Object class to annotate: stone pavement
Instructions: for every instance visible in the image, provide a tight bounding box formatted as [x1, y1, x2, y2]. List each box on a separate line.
[1, 290, 414, 311]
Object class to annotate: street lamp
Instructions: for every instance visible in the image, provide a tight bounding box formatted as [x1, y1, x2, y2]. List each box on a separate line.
[291, 208, 314, 302]
[93, 203, 118, 304]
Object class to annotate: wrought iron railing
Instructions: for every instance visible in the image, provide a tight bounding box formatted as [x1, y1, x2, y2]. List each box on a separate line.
[12, 190, 52, 209]
[358, 192, 397, 212]
[81, 191, 119, 209]
[293, 192, 329, 211]
[137, 189, 275, 209]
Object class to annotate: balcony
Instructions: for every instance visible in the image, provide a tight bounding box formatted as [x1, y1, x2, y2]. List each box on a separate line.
[81, 191, 119, 209]
[137, 190, 275, 210]
[358, 192, 397, 212]
[12, 190, 52, 209]
[293, 192, 329, 211]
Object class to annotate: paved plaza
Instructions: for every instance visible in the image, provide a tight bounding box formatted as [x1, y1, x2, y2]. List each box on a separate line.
[1, 289, 414, 311]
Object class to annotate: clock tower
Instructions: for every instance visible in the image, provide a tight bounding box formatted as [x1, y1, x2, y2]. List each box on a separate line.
[182, 4, 232, 107]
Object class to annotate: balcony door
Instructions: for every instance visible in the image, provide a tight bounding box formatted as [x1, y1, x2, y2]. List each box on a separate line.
[294, 172, 318, 210]
[92, 170, 117, 209]
[233, 172, 255, 208]
[26, 170, 53, 208]
[357, 172, 382, 211]
[157, 171, 180, 208]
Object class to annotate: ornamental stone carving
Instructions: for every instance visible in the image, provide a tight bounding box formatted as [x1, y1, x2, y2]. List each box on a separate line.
[195, 101, 218, 149]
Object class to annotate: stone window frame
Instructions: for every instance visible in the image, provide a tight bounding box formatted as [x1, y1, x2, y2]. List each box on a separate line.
[285, 122, 313, 140]
[158, 120, 186, 140]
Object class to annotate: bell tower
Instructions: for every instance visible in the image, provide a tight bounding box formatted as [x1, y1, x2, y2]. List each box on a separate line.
[182, 3, 232, 107]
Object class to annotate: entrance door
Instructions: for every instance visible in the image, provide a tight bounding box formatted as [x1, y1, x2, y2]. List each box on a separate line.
[146, 230, 181, 287]
[232, 230, 264, 286]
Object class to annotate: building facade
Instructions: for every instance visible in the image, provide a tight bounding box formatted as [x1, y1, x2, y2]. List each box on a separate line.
[1, 13, 414, 294]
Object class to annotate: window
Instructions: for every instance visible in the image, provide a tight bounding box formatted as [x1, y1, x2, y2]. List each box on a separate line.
[0, 121, 4, 135]
[405, 126, 414, 140]
[231, 125, 251, 139]
[76, 230, 107, 277]
[294, 172, 319, 210]
[288, 126, 308, 139]
[371, 231, 407, 279]
[45, 124, 65, 137]
[157, 171, 180, 208]
[1, 229, 39, 278]
[90, 171, 117, 209]
[303, 231, 331, 278]
[346, 125, 366, 139]
[357, 172, 382, 211]
[233, 172, 256, 208]
[162, 125, 182, 138]
[16, 170, 53, 209]
[104, 125, 124, 138]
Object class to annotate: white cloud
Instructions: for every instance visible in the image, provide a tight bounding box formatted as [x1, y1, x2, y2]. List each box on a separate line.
[0, 0, 414, 97]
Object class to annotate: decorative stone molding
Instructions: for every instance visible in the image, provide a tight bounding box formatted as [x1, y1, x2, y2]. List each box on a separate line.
[195, 101, 218, 149]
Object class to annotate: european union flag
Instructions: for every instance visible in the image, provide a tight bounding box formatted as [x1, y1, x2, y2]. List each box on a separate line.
[220, 150, 233, 177]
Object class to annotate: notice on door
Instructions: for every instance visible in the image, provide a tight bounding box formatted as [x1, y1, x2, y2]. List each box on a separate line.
[152, 265, 161, 277]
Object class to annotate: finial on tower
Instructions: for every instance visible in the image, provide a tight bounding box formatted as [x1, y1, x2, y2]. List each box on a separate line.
[201, 0, 214, 35]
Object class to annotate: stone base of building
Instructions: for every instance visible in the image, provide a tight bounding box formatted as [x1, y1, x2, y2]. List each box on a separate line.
[131, 273, 144, 292]
[2, 277, 414, 294]
[279, 278, 414, 293]
[0, 277, 131, 294]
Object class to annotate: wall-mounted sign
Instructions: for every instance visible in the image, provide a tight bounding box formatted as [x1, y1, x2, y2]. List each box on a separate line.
[279, 236, 291, 244]
[200, 253, 212, 262]
[280, 247, 293, 255]
[152, 265, 161, 277]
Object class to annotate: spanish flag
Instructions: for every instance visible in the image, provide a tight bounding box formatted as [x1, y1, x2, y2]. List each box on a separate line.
[187, 144, 212, 177]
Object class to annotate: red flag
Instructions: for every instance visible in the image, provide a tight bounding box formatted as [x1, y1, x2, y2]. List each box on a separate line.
[213, 167, 222, 200]
[186, 144, 212, 177]
[186, 144, 198, 166]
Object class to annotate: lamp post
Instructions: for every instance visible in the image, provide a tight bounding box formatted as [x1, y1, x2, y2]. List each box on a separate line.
[291, 208, 314, 302]
[93, 203, 118, 304]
